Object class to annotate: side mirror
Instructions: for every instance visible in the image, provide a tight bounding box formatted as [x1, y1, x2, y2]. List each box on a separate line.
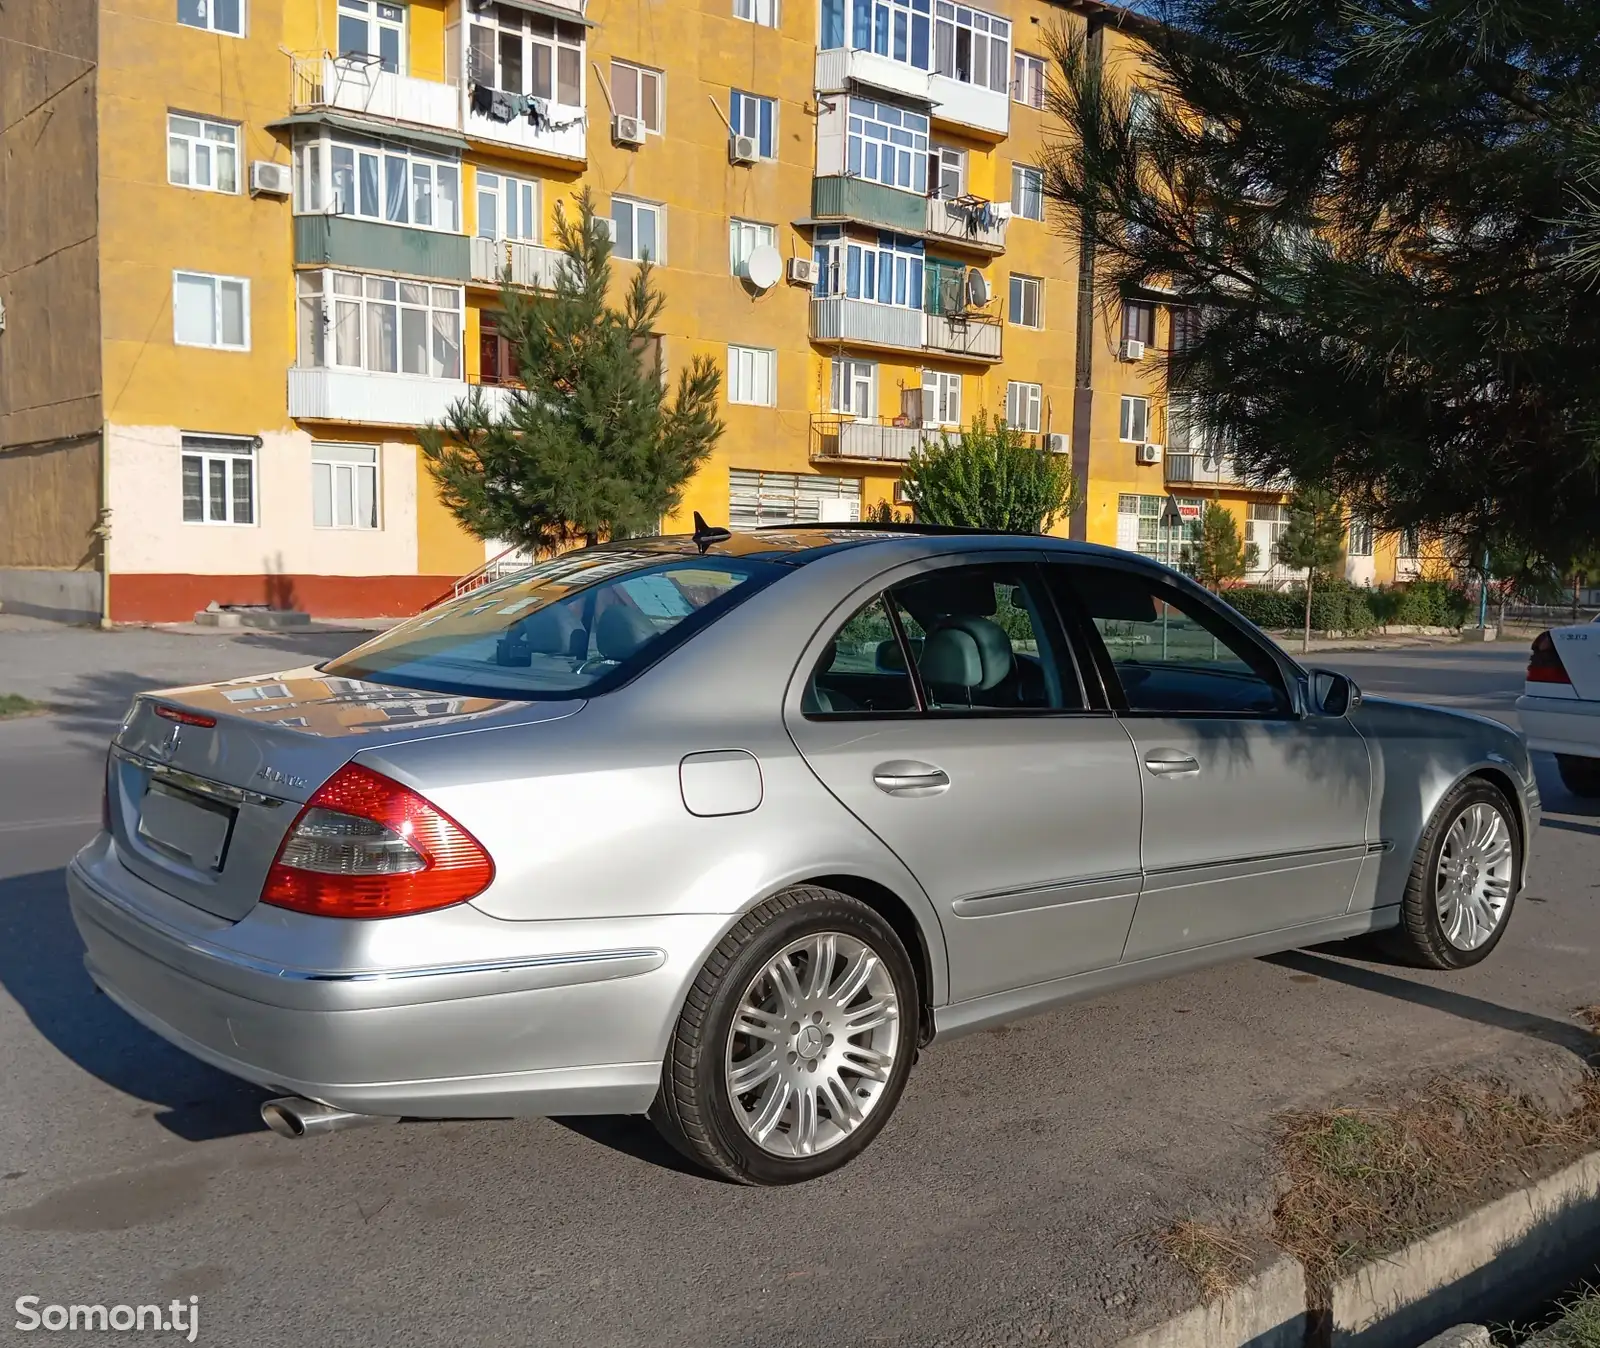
[1309, 669, 1361, 717]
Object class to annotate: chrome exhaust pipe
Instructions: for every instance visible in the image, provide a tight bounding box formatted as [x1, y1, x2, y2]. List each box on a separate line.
[260, 1096, 398, 1139]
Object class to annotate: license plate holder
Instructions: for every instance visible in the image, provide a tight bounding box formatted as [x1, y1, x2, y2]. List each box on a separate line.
[137, 780, 236, 872]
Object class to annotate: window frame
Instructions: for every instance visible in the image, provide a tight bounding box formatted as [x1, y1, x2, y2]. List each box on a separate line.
[729, 218, 777, 277]
[612, 59, 664, 134]
[844, 95, 929, 195]
[295, 268, 464, 380]
[1006, 380, 1041, 433]
[1119, 394, 1150, 443]
[293, 130, 461, 233]
[610, 195, 664, 263]
[733, 0, 778, 27]
[829, 357, 877, 417]
[1010, 163, 1044, 221]
[1121, 298, 1155, 346]
[177, 0, 245, 38]
[929, 144, 966, 199]
[933, 1, 1011, 94]
[1049, 558, 1297, 721]
[181, 433, 257, 526]
[730, 89, 778, 159]
[921, 369, 961, 426]
[311, 441, 381, 531]
[1011, 50, 1045, 108]
[478, 310, 519, 386]
[1348, 514, 1375, 557]
[1007, 272, 1042, 328]
[475, 170, 539, 242]
[727, 344, 777, 407]
[466, 6, 586, 109]
[173, 271, 250, 350]
[337, 0, 407, 73]
[813, 227, 926, 312]
[167, 114, 241, 194]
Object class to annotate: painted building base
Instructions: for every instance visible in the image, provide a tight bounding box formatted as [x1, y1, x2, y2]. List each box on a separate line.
[109, 573, 456, 623]
[0, 567, 104, 624]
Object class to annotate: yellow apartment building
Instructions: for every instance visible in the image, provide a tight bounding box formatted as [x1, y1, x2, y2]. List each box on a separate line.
[1, 0, 1403, 623]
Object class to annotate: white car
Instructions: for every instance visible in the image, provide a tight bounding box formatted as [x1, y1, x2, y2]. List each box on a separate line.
[1516, 617, 1600, 797]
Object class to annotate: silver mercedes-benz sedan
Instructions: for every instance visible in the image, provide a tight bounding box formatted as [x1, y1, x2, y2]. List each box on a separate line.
[69, 526, 1538, 1184]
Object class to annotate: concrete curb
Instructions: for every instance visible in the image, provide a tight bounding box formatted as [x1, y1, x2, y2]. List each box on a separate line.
[1114, 1256, 1306, 1348]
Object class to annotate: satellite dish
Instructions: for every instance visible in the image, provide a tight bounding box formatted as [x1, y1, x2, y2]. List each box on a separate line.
[745, 246, 782, 291]
[966, 269, 990, 307]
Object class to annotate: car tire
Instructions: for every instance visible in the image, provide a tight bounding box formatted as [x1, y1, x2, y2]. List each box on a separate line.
[651, 885, 919, 1185]
[1384, 779, 1521, 970]
[1556, 754, 1600, 798]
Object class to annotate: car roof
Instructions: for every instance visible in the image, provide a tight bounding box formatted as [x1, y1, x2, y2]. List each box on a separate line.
[617, 523, 1132, 565]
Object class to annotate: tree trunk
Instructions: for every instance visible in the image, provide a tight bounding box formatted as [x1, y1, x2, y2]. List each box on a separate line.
[585, 531, 599, 548]
[1303, 576, 1314, 654]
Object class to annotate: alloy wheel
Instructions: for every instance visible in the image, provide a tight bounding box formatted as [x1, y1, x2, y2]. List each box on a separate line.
[1434, 801, 1515, 952]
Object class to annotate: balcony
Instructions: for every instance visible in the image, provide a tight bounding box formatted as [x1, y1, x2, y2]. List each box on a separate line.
[295, 216, 469, 282]
[811, 416, 951, 464]
[811, 297, 926, 353]
[1165, 451, 1286, 491]
[929, 75, 1009, 139]
[463, 85, 587, 163]
[812, 176, 927, 235]
[925, 195, 1007, 252]
[292, 56, 459, 134]
[816, 47, 933, 104]
[289, 369, 469, 427]
[470, 235, 564, 291]
[925, 310, 1002, 361]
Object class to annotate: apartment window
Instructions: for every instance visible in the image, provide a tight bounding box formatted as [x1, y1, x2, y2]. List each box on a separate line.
[476, 171, 538, 242]
[1011, 164, 1043, 221]
[930, 145, 965, 199]
[467, 6, 584, 108]
[728, 469, 861, 530]
[613, 60, 662, 133]
[733, 0, 777, 28]
[921, 370, 961, 426]
[820, 0, 932, 69]
[296, 270, 462, 378]
[338, 0, 405, 73]
[1246, 502, 1287, 567]
[167, 116, 239, 193]
[729, 219, 777, 277]
[294, 133, 460, 232]
[1008, 273, 1041, 328]
[182, 434, 255, 524]
[730, 90, 777, 159]
[610, 197, 663, 262]
[1006, 380, 1041, 433]
[1012, 51, 1045, 108]
[727, 346, 777, 406]
[1348, 515, 1374, 557]
[1117, 493, 1202, 560]
[1129, 87, 1157, 134]
[1120, 395, 1150, 442]
[846, 97, 928, 195]
[177, 0, 243, 37]
[830, 359, 876, 418]
[1399, 527, 1421, 560]
[1170, 305, 1200, 351]
[479, 312, 518, 385]
[934, 2, 1010, 94]
[1121, 299, 1155, 346]
[814, 228, 925, 311]
[174, 272, 249, 350]
[313, 443, 380, 530]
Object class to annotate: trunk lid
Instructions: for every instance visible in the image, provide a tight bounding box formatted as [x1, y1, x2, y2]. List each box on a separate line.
[1549, 622, 1600, 700]
[110, 668, 581, 920]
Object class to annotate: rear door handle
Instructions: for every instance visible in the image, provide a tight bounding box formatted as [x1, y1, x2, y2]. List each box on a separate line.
[1143, 751, 1200, 777]
[872, 760, 951, 796]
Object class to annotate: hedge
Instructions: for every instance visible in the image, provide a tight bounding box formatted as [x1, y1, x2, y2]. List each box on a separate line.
[1218, 580, 1470, 634]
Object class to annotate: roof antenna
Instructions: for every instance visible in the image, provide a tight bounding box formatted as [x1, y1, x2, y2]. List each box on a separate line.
[691, 511, 732, 554]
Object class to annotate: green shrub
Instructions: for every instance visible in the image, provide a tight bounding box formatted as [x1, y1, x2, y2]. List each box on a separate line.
[1220, 586, 1300, 629]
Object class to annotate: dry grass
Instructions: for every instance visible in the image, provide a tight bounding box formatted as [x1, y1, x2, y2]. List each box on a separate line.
[0, 694, 44, 719]
[1156, 1220, 1255, 1304]
[1274, 1074, 1600, 1297]
[1578, 1006, 1600, 1035]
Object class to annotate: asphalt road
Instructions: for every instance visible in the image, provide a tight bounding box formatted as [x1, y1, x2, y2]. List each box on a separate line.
[1, 627, 1595, 1348]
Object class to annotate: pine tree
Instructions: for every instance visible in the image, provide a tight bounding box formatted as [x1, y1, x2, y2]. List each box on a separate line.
[422, 189, 722, 553]
[1275, 486, 1346, 652]
[1185, 498, 1257, 591]
[1041, 1, 1600, 567]
[903, 413, 1081, 532]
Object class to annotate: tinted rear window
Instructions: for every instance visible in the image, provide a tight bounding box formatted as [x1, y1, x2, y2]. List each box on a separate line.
[324, 549, 782, 700]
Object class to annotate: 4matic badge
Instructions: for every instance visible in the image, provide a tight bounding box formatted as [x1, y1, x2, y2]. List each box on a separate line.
[255, 765, 309, 790]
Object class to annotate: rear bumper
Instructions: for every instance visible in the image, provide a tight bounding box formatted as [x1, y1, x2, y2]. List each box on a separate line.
[1516, 694, 1600, 759]
[67, 836, 729, 1117]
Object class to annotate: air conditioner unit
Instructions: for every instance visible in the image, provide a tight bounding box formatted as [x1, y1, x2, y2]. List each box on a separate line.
[893, 480, 912, 505]
[612, 115, 647, 147]
[729, 133, 758, 165]
[249, 160, 292, 197]
[1118, 338, 1146, 361]
[1044, 432, 1069, 454]
[786, 256, 818, 286]
[1136, 442, 1163, 465]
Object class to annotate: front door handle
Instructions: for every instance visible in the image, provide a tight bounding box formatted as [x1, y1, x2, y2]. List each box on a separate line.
[872, 760, 951, 796]
[1143, 751, 1200, 777]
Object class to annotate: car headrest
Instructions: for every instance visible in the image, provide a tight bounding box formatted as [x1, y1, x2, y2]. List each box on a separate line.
[514, 605, 584, 656]
[932, 616, 1014, 691]
[918, 626, 983, 691]
[819, 638, 838, 672]
[876, 638, 906, 671]
[595, 605, 657, 662]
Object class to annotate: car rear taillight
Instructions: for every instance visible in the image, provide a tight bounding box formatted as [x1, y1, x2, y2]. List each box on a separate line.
[154, 704, 218, 727]
[262, 763, 494, 919]
[1527, 631, 1572, 685]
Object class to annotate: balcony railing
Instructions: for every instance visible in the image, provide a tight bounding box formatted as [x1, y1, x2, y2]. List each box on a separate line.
[925, 310, 1002, 360]
[289, 368, 469, 426]
[815, 47, 934, 102]
[470, 235, 564, 290]
[292, 56, 459, 132]
[811, 416, 955, 463]
[810, 297, 926, 352]
[462, 79, 587, 162]
[1165, 451, 1287, 491]
[928, 74, 1010, 138]
[925, 195, 1008, 251]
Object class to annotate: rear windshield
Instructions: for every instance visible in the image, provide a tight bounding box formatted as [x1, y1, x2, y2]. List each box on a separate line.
[324, 549, 782, 700]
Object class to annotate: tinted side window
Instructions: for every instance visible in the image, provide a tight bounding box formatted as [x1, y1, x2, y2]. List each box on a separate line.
[1059, 564, 1290, 716]
[888, 564, 1079, 712]
[803, 598, 918, 715]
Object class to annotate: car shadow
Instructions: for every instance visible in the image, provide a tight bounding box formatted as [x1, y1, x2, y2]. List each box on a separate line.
[1540, 816, 1600, 839]
[1261, 949, 1599, 1058]
[548, 1116, 717, 1180]
[0, 867, 267, 1141]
